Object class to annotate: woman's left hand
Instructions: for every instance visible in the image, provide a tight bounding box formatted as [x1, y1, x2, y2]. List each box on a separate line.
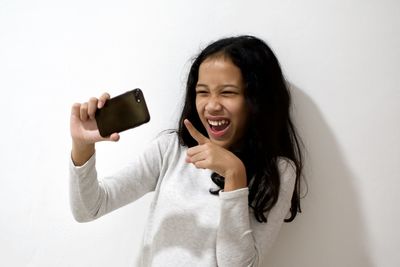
[184, 119, 247, 191]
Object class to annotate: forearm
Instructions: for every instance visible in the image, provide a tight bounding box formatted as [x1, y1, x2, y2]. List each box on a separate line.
[216, 188, 258, 267]
[69, 153, 105, 222]
[217, 158, 298, 267]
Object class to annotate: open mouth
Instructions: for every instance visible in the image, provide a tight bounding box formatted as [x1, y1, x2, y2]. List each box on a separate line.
[207, 119, 230, 137]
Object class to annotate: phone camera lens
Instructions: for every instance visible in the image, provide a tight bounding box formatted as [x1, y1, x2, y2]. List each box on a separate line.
[134, 90, 141, 103]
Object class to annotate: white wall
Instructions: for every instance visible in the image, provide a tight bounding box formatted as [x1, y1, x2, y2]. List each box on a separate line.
[0, 0, 399, 266]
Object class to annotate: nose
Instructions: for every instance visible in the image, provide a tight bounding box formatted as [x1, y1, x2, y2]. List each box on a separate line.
[205, 95, 222, 112]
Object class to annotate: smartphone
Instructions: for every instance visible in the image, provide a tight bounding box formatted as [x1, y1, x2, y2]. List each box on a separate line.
[95, 89, 150, 137]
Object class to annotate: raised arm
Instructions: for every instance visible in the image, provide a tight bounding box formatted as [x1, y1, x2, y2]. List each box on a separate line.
[69, 93, 165, 222]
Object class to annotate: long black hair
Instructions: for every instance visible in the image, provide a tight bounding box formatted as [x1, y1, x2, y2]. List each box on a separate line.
[178, 35, 304, 223]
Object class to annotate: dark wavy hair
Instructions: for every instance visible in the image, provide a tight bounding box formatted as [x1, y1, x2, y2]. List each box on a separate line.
[177, 35, 304, 223]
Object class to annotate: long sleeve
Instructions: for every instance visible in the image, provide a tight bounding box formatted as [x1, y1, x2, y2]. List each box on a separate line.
[216, 158, 296, 267]
[69, 134, 171, 222]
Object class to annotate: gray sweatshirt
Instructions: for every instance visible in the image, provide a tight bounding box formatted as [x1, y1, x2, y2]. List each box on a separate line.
[69, 132, 296, 267]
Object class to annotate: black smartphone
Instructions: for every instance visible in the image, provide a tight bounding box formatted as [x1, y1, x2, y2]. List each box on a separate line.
[95, 89, 150, 137]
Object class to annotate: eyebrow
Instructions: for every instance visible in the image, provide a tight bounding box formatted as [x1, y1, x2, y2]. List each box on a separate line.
[196, 83, 241, 90]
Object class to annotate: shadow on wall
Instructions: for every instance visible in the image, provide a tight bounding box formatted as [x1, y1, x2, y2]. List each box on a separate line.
[265, 85, 375, 267]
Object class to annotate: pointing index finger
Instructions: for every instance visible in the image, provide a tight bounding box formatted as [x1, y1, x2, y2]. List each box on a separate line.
[184, 119, 209, 145]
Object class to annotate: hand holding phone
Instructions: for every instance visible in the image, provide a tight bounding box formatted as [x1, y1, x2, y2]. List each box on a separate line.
[95, 89, 150, 137]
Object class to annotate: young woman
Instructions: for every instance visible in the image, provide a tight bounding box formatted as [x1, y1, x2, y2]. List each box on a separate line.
[70, 35, 304, 266]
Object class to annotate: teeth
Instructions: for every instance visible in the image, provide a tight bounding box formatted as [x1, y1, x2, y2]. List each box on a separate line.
[208, 120, 229, 126]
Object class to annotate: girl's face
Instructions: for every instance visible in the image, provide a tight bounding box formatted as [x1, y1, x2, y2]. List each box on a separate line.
[195, 56, 249, 149]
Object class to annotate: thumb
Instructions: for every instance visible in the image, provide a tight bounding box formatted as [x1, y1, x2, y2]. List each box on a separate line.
[184, 119, 209, 145]
[107, 132, 120, 142]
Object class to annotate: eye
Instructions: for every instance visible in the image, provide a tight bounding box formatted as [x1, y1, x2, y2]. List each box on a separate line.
[195, 91, 206, 97]
[196, 87, 209, 96]
[221, 90, 237, 96]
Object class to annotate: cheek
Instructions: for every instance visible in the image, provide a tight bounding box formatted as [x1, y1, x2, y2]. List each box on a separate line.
[230, 99, 248, 120]
[195, 99, 205, 115]
[232, 104, 249, 133]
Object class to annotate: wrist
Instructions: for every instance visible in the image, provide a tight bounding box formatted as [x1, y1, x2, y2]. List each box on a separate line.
[223, 161, 247, 192]
[71, 141, 95, 166]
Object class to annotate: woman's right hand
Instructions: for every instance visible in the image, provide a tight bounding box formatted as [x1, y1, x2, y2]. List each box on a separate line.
[70, 92, 120, 165]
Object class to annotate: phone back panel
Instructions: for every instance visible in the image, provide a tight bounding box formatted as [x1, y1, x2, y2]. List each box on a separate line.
[95, 89, 150, 137]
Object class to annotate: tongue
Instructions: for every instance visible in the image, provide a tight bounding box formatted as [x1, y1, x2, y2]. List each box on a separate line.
[211, 124, 228, 132]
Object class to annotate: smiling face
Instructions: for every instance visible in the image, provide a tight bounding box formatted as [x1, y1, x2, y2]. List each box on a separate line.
[195, 56, 249, 149]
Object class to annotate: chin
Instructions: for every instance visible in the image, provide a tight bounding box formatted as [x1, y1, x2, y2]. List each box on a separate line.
[209, 138, 231, 149]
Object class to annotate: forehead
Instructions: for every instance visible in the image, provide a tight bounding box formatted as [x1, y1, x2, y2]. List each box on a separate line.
[198, 56, 243, 85]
